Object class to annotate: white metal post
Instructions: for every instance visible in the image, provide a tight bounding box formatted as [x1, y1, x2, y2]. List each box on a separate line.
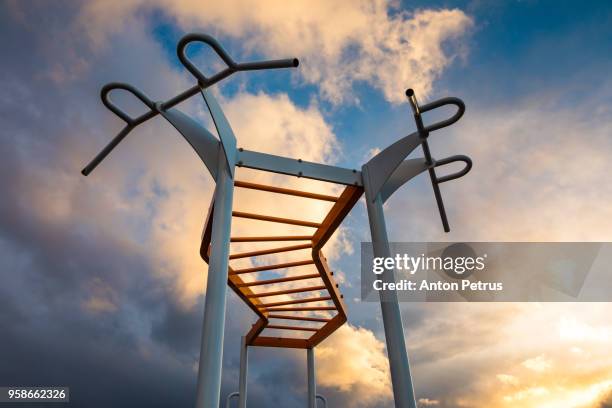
[195, 151, 235, 408]
[364, 192, 417, 408]
[307, 348, 316, 408]
[238, 336, 249, 408]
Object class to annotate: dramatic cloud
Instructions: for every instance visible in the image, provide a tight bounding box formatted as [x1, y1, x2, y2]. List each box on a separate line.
[0, 3, 384, 406]
[382, 86, 612, 406]
[401, 303, 612, 408]
[3, 2, 612, 408]
[316, 324, 392, 406]
[79, 0, 473, 104]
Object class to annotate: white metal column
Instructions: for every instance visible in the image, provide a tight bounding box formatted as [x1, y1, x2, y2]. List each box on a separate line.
[307, 348, 316, 408]
[364, 192, 417, 408]
[238, 336, 249, 408]
[194, 151, 235, 408]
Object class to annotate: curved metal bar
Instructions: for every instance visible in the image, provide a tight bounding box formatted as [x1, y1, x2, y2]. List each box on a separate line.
[155, 103, 220, 179]
[419, 97, 465, 132]
[100, 82, 155, 125]
[201, 88, 237, 177]
[81, 124, 133, 176]
[435, 154, 472, 184]
[82, 83, 156, 176]
[316, 394, 328, 407]
[225, 391, 239, 408]
[177, 33, 299, 88]
[82, 33, 299, 177]
[403, 89, 468, 232]
[380, 158, 428, 204]
[362, 131, 421, 203]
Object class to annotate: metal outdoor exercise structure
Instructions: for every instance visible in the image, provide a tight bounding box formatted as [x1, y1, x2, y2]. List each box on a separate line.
[81, 33, 472, 408]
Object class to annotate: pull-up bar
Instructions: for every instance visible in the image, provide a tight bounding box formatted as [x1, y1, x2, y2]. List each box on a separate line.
[405, 88, 472, 232]
[81, 34, 298, 176]
[83, 31, 473, 408]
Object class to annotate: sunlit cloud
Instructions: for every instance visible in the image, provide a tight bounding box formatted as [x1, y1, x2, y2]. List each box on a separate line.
[78, 0, 473, 104]
[316, 324, 392, 406]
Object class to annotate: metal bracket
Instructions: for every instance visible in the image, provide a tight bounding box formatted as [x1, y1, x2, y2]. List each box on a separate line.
[380, 158, 429, 203]
[362, 131, 421, 203]
[81, 32, 298, 177]
[236, 149, 362, 186]
[363, 89, 472, 232]
[201, 89, 237, 178]
[155, 103, 221, 180]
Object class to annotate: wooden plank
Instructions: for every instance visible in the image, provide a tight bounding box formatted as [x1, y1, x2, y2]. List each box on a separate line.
[268, 315, 330, 323]
[237, 274, 320, 287]
[312, 185, 363, 248]
[232, 211, 321, 228]
[258, 296, 332, 308]
[245, 317, 268, 345]
[313, 250, 348, 319]
[250, 337, 310, 349]
[231, 235, 312, 242]
[199, 200, 267, 319]
[229, 243, 312, 260]
[265, 306, 336, 312]
[307, 313, 347, 347]
[235, 180, 338, 202]
[231, 260, 314, 275]
[246, 285, 326, 298]
[266, 325, 319, 332]
[200, 183, 364, 349]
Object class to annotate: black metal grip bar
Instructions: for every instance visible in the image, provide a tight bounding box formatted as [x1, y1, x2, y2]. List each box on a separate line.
[101, 83, 155, 125]
[419, 97, 465, 132]
[435, 155, 472, 184]
[177, 33, 299, 87]
[81, 33, 299, 176]
[405, 88, 469, 232]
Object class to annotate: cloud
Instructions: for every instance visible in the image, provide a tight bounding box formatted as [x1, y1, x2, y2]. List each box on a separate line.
[316, 324, 392, 406]
[385, 85, 612, 243]
[83, 277, 120, 313]
[496, 374, 519, 386]
[78, 0, 473, 104]
[400, 303, 612, 408]
[1, 3, 374, 406]
[521, 355, 552, 373]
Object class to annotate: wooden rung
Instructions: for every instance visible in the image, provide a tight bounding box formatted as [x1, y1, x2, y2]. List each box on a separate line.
[232, 211, 321, 228]
[229, 243, 312, 260]
[258, 296, 332, 308]
[246, 285, 326, 298]
[234, 180, 338, 202]
[268, 314, 331, 323]
[237, 274, 320, 287]
[231, 260, 314, 275]
[266, 324, 319, 332]
[265, 306, 336, 312]
[231, 235, 312, 242]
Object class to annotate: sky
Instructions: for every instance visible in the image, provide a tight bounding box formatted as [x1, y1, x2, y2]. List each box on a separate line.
[1, 0, 612, 407]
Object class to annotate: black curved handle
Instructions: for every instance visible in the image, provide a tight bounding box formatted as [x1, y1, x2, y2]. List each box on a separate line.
[177, 33, 298, 88]
[100, 83, 155, 125]
[435, 154, 472, 183]
[82, 83, 155, 176]
[420, 97, 465, 132]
